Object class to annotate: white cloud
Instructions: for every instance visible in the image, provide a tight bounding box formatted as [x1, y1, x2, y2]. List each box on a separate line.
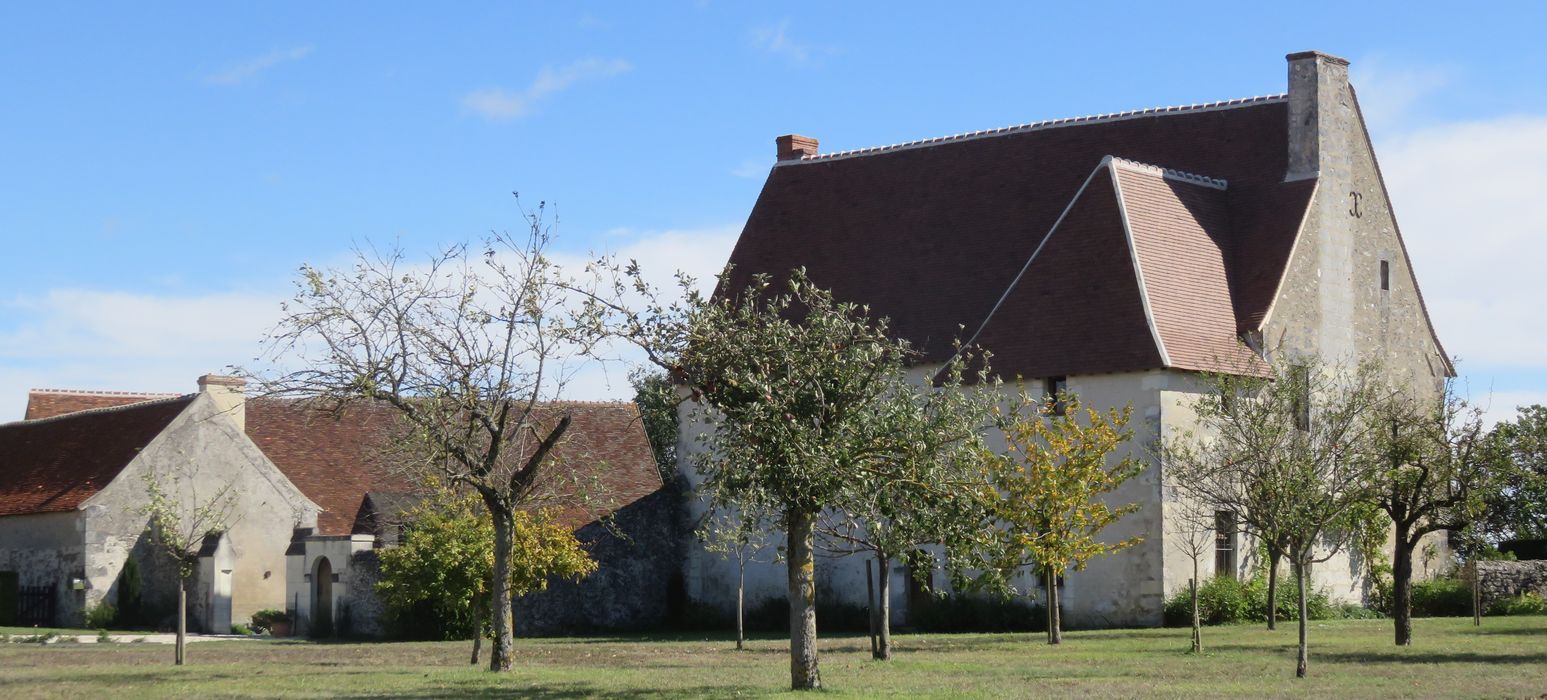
[751, 21, 815, 65]
[1378, 116, 1547, 369]
[206, 46, 313, 86]
[0, 289, 282, 421]
[462, 58, 633, 121]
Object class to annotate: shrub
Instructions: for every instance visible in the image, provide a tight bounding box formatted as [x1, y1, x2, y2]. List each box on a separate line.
[1488, 592, 1547, 616]
[250, 609, 288, 634]
[230, 622, 254, 635]
[742, 596, 871, 633]
[1410, 578, 1472, 617]
[96, 629, 113, 643]
[85, 601, 116, 629]
[910, 594, 1044, 633]
[1163, 574, 1337, 626]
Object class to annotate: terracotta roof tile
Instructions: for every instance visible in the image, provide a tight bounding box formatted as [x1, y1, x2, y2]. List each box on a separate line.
[0, 396, 195, 517]
[722, 98, 1313, 378]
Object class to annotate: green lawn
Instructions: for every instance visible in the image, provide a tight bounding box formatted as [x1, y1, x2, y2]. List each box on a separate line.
[1, 616, 1543, 698]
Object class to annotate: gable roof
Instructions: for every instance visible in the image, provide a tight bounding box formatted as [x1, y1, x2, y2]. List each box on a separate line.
[22, 391, 664, 535]
[0, 396, 195, 518]
[724, 96, 1315, 378]
[24, 389, 181, 420]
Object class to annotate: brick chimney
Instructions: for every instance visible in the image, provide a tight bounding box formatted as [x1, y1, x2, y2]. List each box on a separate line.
[1285, 50, 1352, 182]
[197, 374, 247, 432]
[776, 134, 819, 161]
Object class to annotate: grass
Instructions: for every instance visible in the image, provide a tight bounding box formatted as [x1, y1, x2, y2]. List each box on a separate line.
[0, 616, 1543, 698]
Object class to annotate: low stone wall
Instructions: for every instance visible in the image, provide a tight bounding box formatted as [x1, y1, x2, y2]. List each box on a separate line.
[1466, 560, 1547, 610]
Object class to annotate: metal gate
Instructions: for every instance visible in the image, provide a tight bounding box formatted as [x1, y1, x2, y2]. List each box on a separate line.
[15, 584, 56, 627]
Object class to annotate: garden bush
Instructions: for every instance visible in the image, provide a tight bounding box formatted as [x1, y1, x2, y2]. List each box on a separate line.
[85, 601, 116, 629]
[909, 594, 1044, 633]
[1410, 577, 1472, 617]
[1487, 591, 1547, 616]
[230, 622, 254, 635]
[1163, 574, 1338, 626]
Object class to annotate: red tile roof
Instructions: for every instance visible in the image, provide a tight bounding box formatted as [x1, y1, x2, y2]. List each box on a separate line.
[722, 97, 1314, 378]
[19, 391, 663, 534]
[0, 396, 195, 517]
[24, 390, 181, 420]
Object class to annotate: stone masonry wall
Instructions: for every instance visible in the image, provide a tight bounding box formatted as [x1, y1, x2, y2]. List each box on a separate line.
[1468, 561, 1547, 611]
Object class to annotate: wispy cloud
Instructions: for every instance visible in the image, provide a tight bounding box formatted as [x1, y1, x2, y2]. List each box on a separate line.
[207, 46, 313, 86]
[751, 21, 819, 66]
[731, 157, 768, 179]
[1352, 56, 1456, 132]
[462, 58, 633, 121]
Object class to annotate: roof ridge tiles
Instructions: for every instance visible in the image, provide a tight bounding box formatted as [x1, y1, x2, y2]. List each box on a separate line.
[28, 388, 182, 398]
[5, 393, 195, 428]
[1107, 156, 1229, 190]
[790, 94, 1288, 165]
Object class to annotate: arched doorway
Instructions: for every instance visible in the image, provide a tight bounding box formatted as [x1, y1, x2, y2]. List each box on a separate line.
[312, 557, 333, 637]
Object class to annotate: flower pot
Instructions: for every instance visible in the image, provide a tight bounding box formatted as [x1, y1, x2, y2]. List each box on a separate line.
[269, 620, 292, 637]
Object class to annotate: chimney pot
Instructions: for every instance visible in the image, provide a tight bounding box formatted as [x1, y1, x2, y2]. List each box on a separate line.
[776, 134, 819, 161]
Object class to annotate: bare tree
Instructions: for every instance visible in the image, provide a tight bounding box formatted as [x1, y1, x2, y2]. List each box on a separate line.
[258, 198, 617, 672]
[1166, 494, 1216, 654]
[141, 461, 237, 666]
[697, 502, 774, 651]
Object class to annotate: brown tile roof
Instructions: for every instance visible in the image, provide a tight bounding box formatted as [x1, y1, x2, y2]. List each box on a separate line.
[24, 389, 181, 420]
[20, 391, 663, 535]
[722, 97, 1315, 378]
[0, 396, 195, 517]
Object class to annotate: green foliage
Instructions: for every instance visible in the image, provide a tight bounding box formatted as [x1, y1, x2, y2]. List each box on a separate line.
[375, 487, 595, 640]
[1409, 577, 1473, 617]
[632, 372, 680, 485]
[1487, 591, 1547, 616]
[249, 609, 288, 634]
[977, 394, 1143, 595]
[96, 629, 113, 643]
[85, 601, 116, 629]
[1163, 575, 1339, 626]
[116, 558, 144, 628]
[1484, 404, 1547, 541]
[229, 623, 254, 636]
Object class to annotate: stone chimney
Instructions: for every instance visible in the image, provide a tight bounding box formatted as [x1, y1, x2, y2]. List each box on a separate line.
[197, 374, 247, 432]
[775, 134, 819, 161]
[1285, 50, 1352, 182]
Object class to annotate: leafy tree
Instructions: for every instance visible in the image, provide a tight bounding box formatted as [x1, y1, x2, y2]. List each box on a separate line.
[632, 372, 681, 486]
[1166, 358, 1383, 678]
[815, 351, 1003, 660]
[141, 464, 236, 666]
[376, 488, 594, 663]
[1366, 384, 1497, 646]
[261, 198, 620, 672]
[1484, 405, 1547, 541]
[977, 392, 1144, 645]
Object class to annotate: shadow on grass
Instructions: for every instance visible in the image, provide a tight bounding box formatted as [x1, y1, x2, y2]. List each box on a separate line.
[1318, 649, 1547, 665]
[331, 682, 746, 699]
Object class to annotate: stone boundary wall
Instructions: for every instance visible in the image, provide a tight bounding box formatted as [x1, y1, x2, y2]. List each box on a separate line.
[1466, 560, 1547, 611]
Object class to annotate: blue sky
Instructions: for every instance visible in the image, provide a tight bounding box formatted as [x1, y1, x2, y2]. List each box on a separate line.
[3, 2, 1546, 421]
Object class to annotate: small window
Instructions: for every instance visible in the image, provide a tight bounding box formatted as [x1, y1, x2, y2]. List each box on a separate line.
[1214, 510, 1238, 580]
[1379, 260, 1390, 291]
[1045, 376, 1067, 417]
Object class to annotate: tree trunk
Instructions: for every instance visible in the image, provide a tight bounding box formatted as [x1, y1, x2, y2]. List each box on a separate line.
[875, 553, 892, 660]
[1046, 566, 1062, 645]
[1472, 559, 1482, 627]
[865, 558, 877, 658]
[470, 598, 483, 665]
[736, 561, 745, 651]
[1266, 545, 1282, 631]
[1294, 559, 1308, 679]
[488, 505, 515, 672]
[787, 509, 820, 690]
[1392, 534, 1414, 646]
[176, 580, 186, 666]
[1190, 557, 1201, 654]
